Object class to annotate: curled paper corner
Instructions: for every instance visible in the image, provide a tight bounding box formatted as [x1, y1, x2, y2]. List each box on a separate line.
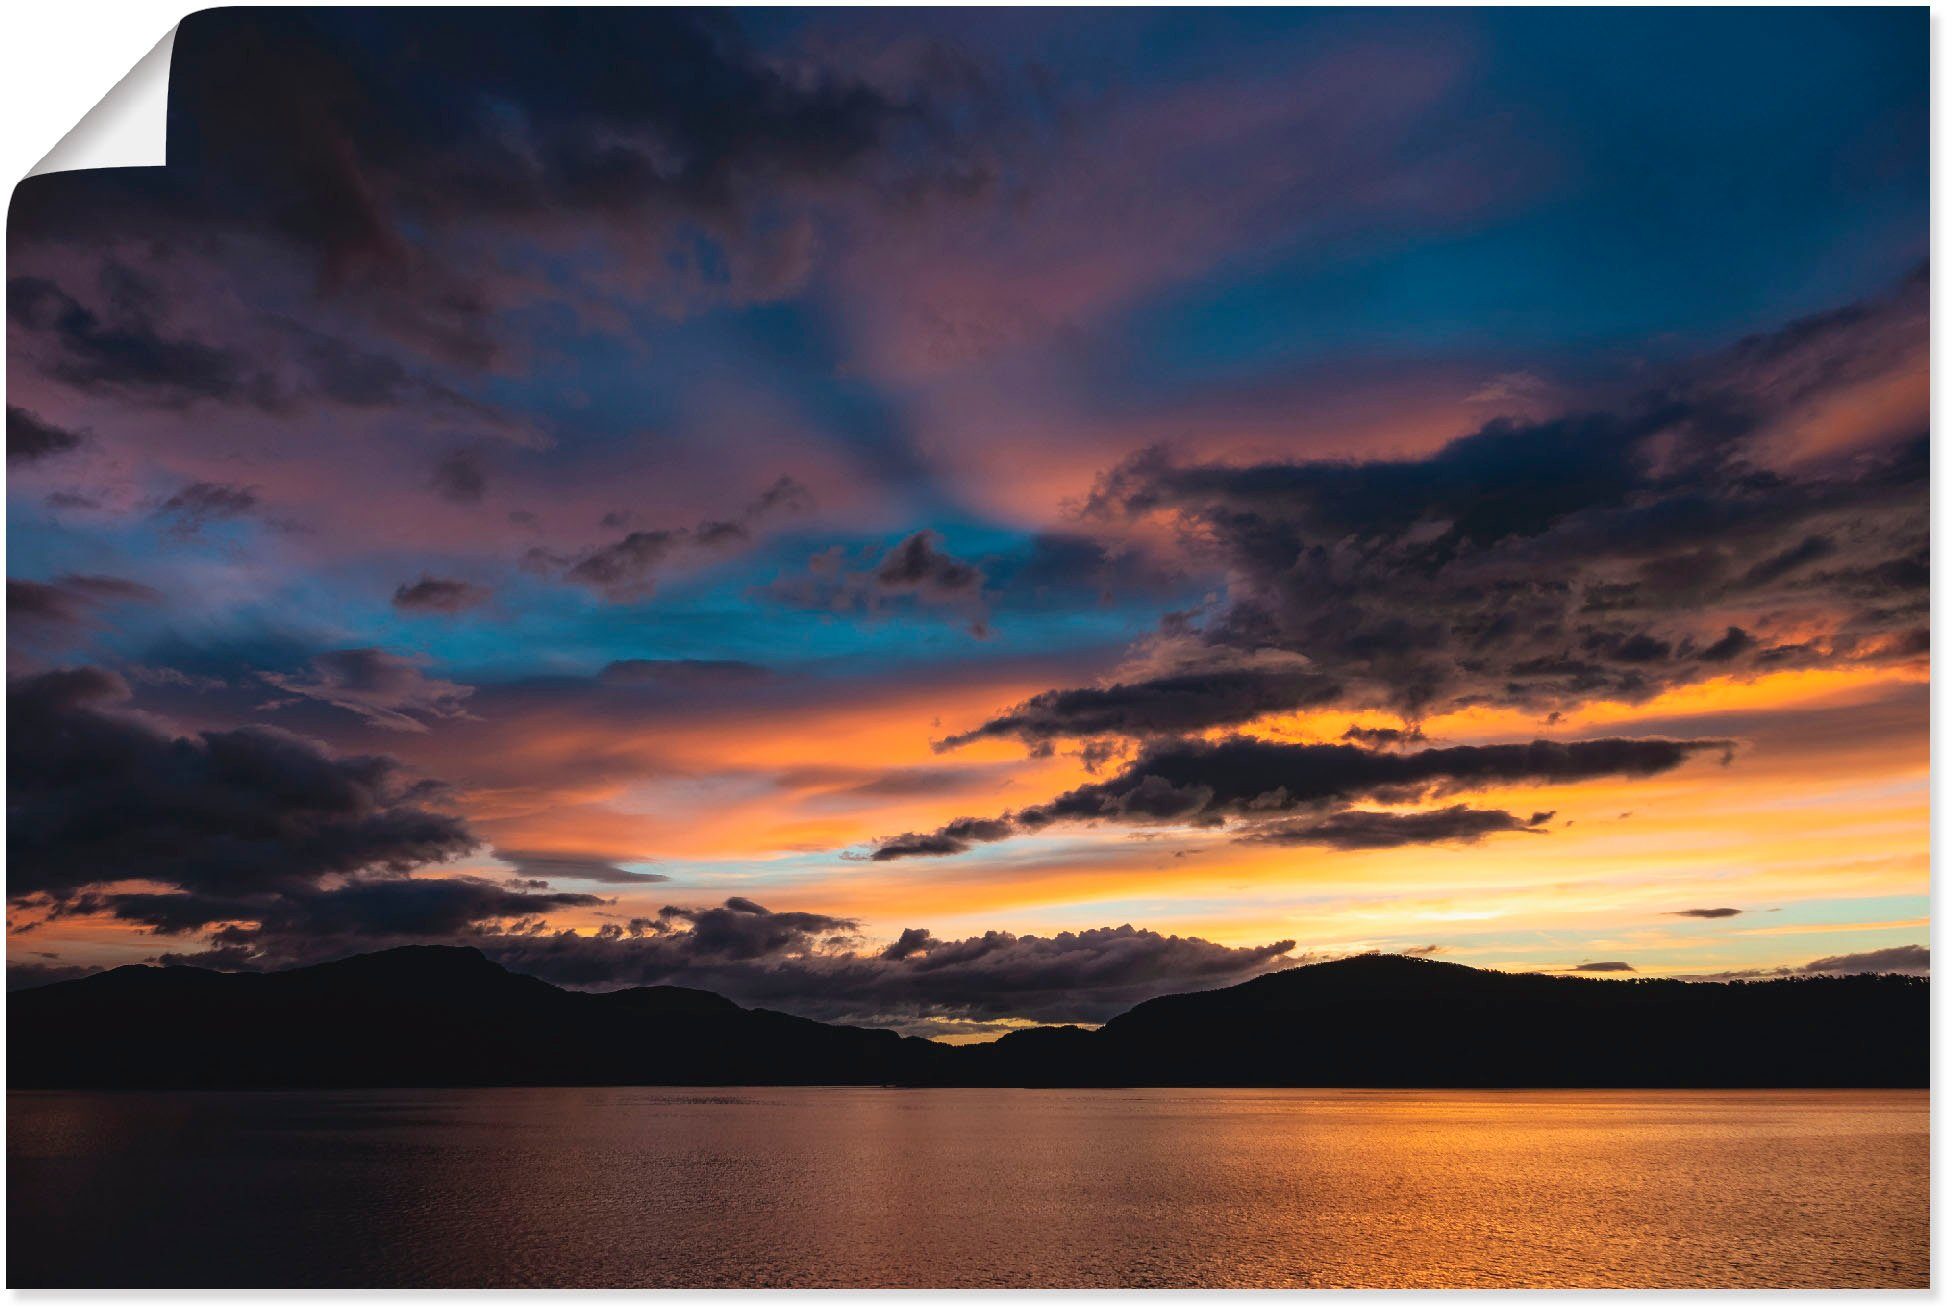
[27, 26, 177, 177]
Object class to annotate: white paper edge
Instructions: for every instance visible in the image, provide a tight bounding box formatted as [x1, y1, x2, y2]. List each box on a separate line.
[27, 25, 176, 177]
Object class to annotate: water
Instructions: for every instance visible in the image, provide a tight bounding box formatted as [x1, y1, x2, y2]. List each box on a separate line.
[8, 1087, 1926, 1288]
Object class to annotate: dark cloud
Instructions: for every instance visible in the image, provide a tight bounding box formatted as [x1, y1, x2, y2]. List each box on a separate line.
[430, 449, 487, 504]
[8, 580, 82, 626]
[657, 898, 859, 960]
[99, 875, 600, 941]
[1242, 805, 1552, 850]
[871, 817, 1018, 861]
[561, 529, 685, 598]
[939, 660, 1340, 750]
[5, 669, 616, 968]
[1697, 626, 1757, 662]
[887, 275, 1925, 883]
[11, 10, 979, 368]
[747, 476, 815, 518]
[1342, 724, 1427, 748]
[9, 574, 160, 631]
[873, 734, 1727, 858]
[7, 406, 84, 464]
[131, 888, 1300, 1029]
[874, 531, 984, 596]
[555, 479, 810, 601]
[8, 275, 272, 408]
[172, 10, 932, 257]
[881, 927, 936, 961]
[1670, 907, 1743, 919]
[480, 908, 1299, 1027]
[1570, 961, 1635, 973]
[156, 481, 261, 536]
[493, 849, 669, 886]
[1739, 534, 1839, 589]
[1799, 944, 1927, 976]
[1033, 736, 1726, 823]
[1067, 273, 1925, 722]
[392, 575, 491, 613]
[766, 531, 990, 633]
[7, 666, 478, 912]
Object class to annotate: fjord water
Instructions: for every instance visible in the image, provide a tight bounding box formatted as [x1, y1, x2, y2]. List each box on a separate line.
[9, 1088, 1925, 1288]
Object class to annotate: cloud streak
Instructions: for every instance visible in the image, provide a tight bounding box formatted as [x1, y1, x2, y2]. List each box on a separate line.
[873, 735, 1727, 859]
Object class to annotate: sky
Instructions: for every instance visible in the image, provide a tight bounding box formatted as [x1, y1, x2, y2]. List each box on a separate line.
[5, 7, 1928, 1038]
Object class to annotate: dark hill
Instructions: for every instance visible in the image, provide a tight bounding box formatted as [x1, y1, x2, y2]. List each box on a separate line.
[977, 952, 1928, 1087]
[8, 946, 948, 1089]
[8, 947, 1927, 1089]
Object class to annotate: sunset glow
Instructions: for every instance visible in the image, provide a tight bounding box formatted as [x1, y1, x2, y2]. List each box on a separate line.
[7, 6, 1926, 1037]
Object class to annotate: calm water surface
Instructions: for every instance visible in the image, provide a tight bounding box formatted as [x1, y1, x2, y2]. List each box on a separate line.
[8, 1087, 1927, 1288]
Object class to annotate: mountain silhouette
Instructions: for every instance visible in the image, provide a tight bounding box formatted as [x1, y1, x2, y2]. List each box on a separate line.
[9, 947, 1926, 1089]
[974, 952, 1927, 1087]
[8, 946, 943, 1089]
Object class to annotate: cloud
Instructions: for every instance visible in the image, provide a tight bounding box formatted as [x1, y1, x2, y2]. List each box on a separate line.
[747, 475, 815, 518]
[8, 274, 273, 409]
[182, 11, 934, 262]
[155, 481, 263, 538]
[8, 9, 984, 372]
[559, 529, 689, 599]
[880, 927, 936, 961]
[766, 530, 990, 633]
[1062, 272, 1925, 722]
[871, 817, 1018, 861]
[7, 666, 478, 912]
[118, 879, 1301, 1030]
[9, 574, 160, 633]
[258, 648, 475, 732]
[1670, 907, 1743, 919]
[479, 907, 1299, 1027]
[6, 580, 81, 626]
[7, 406, 84, 464]
[837, 272, 1925, 888]
[493, 849, 669, 886]
[1697, 627, 1757, 662]
[552, 477, 812, 601]
[6, 669, 623, 967]
[1242, 804, 1553, 850]
[939, 656, 1341, 750]
[108, 875, 601, 940]
[655, 898, 859, 960]
[1341, 725, 1427, 748]
[1570, 961, 1635, 973]
[392, 576, 491, 614]
[430, 449, 487, 504]
[872, 734, 1727, 858]
[874, 531, 984, 598]
[1799, 944, 1927, 976]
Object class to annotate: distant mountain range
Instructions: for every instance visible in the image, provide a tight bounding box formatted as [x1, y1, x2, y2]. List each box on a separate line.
[9, 946, 1927, 1089]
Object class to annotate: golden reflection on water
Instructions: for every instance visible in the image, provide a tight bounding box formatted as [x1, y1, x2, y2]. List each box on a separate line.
[8, 1087, 1927, 1288]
